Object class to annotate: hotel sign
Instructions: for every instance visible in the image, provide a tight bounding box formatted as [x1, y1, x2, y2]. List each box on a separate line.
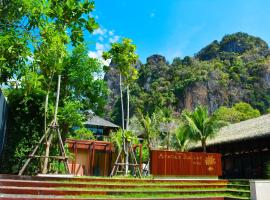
[151, 150, 222, 176]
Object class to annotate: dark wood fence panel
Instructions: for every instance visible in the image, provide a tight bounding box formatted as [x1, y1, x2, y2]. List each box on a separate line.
[0, 92, 8, 156]
[150, 150, 222, 176]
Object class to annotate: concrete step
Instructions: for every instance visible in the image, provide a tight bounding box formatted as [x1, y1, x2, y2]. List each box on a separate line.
[0, 174, 228, 184]
[0, 179, 228, 189]
[0, 185, 230, 196]
[0, 194, 229, 200]
[0, 175, 249, 200]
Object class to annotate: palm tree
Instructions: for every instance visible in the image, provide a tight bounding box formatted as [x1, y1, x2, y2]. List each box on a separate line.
[172, 126, 190, 152]
[138, 112, 160, 150]
[181, 105, 222, 152]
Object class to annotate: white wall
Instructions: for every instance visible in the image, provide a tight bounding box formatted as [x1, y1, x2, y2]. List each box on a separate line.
[250, 180, 270, 200]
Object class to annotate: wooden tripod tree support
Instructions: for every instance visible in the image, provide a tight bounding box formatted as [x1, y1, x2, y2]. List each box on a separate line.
[18, 75, 70, 176]
[110, 137, 141, 177]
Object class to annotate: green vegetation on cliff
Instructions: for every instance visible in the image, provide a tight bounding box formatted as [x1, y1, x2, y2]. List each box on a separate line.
[106, 32, 270, 124]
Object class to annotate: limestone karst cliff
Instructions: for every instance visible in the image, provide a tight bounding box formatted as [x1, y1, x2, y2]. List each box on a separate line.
[105, 32, 270, 124]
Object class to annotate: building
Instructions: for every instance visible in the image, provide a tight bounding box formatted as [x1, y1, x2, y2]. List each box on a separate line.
[65, 115, 119, 176]
[0, 92, 8, 156]
[66, 139, 114, 176]
[84, 115, 119, 140]
[192, 114, 270, 179]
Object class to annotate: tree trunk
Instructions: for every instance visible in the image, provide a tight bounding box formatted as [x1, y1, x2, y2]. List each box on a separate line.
[125, 85, 130, 175]
[42, 133, 53, 174]
[201, 139, 207, 152]
[126, 85, 130, 130]
[119, 74, 125, 130]
[44, 92, 49, 135]
[119, 74, 128, 175]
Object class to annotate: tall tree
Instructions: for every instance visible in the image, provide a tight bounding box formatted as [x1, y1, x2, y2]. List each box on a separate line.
[103, 38, 138, 129]
[103, 38, 138, 175]
[181, 105, 223, 152]
[0, 0, 108, 174]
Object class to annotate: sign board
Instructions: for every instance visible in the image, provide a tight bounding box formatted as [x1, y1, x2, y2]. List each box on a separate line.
[150, 150, 222, 176]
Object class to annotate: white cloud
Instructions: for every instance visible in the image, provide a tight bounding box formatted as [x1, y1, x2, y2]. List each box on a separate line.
[96, 42, 105, 51]
[89, 26, 121, 66]
[88, 51, 99, 59]
[98, 36, 104, 41]
[93, 28, 107, 36]
[88, 42, 111, 66]
[109, 30, 114, 36]
[109, 35, 120, 43]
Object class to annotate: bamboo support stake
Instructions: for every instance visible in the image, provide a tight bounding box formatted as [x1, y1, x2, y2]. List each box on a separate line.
[42, 133, 53, 174]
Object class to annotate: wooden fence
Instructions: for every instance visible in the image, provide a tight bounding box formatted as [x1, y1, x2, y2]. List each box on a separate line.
[150, 150, 222, 176]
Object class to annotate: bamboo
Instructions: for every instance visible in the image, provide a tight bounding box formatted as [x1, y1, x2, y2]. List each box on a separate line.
[42, 133, 53, 174]
[18, 133, 47, 175]
[54, 75, 61, 122]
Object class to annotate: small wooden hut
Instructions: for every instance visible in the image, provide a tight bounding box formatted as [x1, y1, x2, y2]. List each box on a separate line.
[66, 139, 115, 176]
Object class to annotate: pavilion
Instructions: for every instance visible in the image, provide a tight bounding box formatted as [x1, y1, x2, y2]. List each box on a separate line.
[84, 114, 119, 140]
[192, 114, 270, 179]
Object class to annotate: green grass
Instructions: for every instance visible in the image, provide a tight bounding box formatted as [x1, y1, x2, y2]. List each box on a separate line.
[54, 180, 227, 186]
[41, 178, 251, 199]
[57, 186, 228, 191]
[66, 192, 249, 199]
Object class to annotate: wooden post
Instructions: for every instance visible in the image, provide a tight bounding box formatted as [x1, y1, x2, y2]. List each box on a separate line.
[54, 75, 61, 122]
[42, 133, 53, 174]
[56, 129, 69, 173]
[91, 142, 95, 175]
[139, 144, 142, 175]
[74, 141, 77, 175]
[109, 143, 113, 176]
[104, 144, 108, 176]
[72, 142, 75, 174]
[87, 143, 91, 175]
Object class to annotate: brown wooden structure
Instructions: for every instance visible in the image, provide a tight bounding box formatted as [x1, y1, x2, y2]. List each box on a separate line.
[191, 114, 270, 179]
[150, 150, 222, 177]
[66, 139, 143, 176]
[66, 139, 114, 176]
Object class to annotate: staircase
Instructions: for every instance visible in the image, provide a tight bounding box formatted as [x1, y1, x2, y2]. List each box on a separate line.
[0, 175, 250, 200]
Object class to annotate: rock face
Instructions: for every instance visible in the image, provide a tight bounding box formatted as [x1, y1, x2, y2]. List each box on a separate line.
[105, 33, 270, 122]
[104, 60, 141, 120]
[196, 32, 269, 61]
[180, 64, 270, 113]
[146, 54, 166, 65]
[104, 67, 119, 115]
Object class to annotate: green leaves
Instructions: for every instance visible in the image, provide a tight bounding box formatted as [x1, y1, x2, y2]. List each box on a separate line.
[103, 38, 139, 85]
[214, 102, 260, 123]
[110, 129, 139, 150]
[172, 126, 190, 152]
[0, 0, 106, 174]
[63, 44, 108, 115]
[0, 28, 30, 84]
[72, 128, 95, 140]
[180, 105, 223, 152]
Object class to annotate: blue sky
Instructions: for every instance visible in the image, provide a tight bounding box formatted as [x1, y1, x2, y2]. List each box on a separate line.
[87, 0, 270, 63]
